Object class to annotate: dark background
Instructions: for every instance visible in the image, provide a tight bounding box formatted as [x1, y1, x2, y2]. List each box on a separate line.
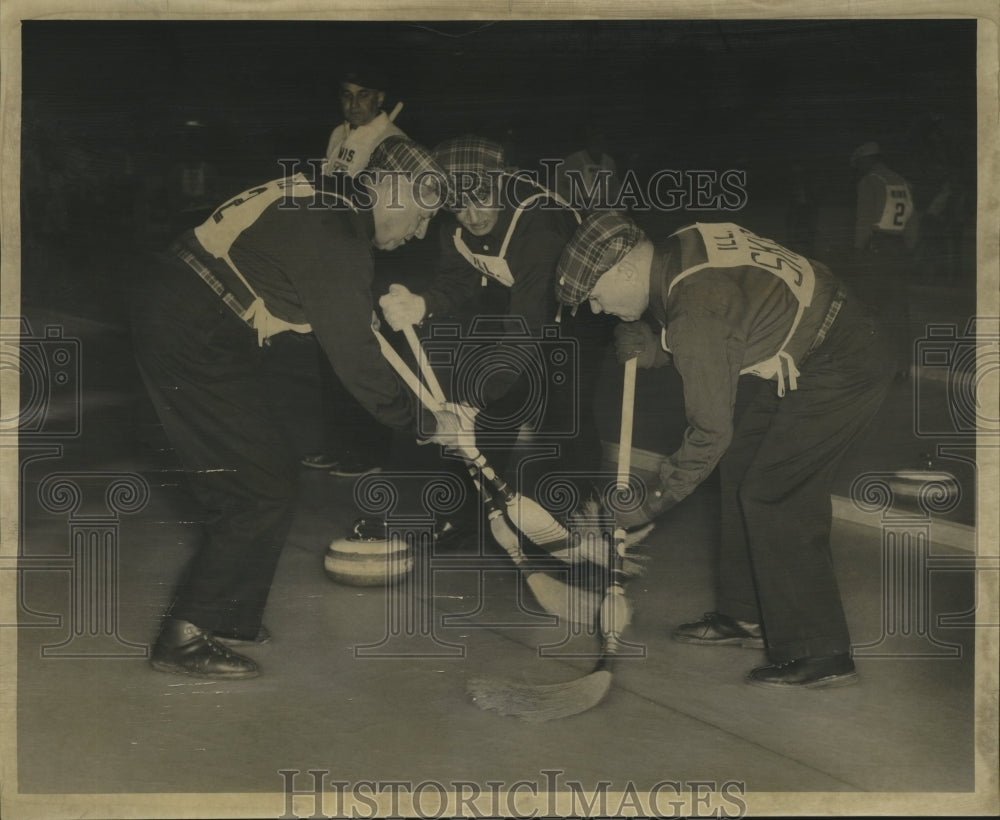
[20, 18, 977, 261]
[18, 19, 980, 465]
[16, 18, 980, 484]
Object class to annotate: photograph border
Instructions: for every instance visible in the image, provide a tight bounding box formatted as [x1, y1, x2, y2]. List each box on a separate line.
[1, 1, 997, 818]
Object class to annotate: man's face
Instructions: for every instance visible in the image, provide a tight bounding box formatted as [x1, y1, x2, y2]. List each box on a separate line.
[371, 177, 437, 251]
[454, 200, 501, 237]
[340, 82, 384, 128]
[587, 251, 650, 322]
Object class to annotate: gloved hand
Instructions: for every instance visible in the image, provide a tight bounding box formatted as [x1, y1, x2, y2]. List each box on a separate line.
[379, 284, 427, 331]
[614, 321, 669, 368]
[430, 401, 480, 460]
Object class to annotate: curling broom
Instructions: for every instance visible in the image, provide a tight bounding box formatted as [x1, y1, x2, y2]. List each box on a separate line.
[389, 325, 569, 548]
[467, 464, 600, 627]
[466, 356, 639, 721]
[374, 325, 599, 624]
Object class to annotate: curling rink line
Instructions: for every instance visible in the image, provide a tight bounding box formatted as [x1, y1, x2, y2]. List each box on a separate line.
[830, 494, 975, 551]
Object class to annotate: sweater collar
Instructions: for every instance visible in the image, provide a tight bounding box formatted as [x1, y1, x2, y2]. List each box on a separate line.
[647, 243, 673, 327]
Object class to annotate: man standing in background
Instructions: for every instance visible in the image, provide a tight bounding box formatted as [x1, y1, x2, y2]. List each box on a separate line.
[850, 141, 919, 379]
[322, 63, 405, 178]
[301, 62, 408, 476]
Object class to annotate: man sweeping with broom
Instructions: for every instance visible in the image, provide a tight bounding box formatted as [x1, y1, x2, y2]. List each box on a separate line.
[552, 213, 893, 690]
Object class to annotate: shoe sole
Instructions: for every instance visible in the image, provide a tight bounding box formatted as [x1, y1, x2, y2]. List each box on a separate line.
[744, 671, 859, 690]
[150, 659, 260, 679]
[673, 634, 765, 649]
[215, 635, 271, 648]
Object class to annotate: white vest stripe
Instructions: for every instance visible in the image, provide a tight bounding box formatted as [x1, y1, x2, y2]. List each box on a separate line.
[194, 174, 354, 345]
[664, 223, 816, 396]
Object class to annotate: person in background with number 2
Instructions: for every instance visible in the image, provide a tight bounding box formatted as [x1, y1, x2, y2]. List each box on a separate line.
[850, 141, 919, 378]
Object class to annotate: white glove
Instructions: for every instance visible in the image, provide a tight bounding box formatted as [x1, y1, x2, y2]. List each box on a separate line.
[429, 401, 479, 460]
[379, 284, 427, 331]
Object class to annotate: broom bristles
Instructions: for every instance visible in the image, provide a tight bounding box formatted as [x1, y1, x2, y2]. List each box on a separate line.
[488, 511, 600, 626]
[525, 572, 601, 627]
[507, 494, 569, 544]
[467, 669, 613, 722]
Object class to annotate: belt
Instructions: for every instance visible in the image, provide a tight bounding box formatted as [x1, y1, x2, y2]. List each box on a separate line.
[805, 287, 846, 358]
[171, 241, 252, 323]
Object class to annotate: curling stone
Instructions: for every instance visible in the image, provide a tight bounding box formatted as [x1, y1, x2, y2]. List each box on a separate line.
[886, 470, 961, 503]
[322, 517, 459, 587]
[324, 524, 414, 587]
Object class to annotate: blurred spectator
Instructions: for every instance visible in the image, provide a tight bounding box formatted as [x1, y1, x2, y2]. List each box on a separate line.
[304, 61, 407, 476]
[906, 114, 971, 286]
[556, 126, 624, 213]
[783, 162, 819, 258]
[850, 141, 918, 379]
[322, 63, 404, 177]
[168, 128, 223, 234]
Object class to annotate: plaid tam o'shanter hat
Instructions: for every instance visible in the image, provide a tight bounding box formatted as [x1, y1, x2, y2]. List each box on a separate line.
[369, 135, 444, 177]
[555, 212, 646, 306]
[432, 135, 506, 210]
[367, 135, 450, 203]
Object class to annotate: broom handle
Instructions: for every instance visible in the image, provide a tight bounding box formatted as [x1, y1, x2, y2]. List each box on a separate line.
[618, 357, 637, 491]
[398, 326, 518, 505]
[614, 357, 639, 560]
[374, 327, 517, 505]
[403, 324, 447, 406]
[374, 328, 444, 412]
[605, 357, 638, 650]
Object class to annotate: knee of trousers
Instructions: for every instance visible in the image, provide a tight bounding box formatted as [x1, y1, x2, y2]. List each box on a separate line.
[236, 463, 300, 515]
[736, 471, 787, 511]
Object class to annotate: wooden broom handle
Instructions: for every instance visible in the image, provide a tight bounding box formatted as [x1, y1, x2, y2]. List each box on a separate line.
[402, 324, 447, 405]
[373, 328, 443, 412]
[397, 325, 514, 502]
[618, 357, 637, 490]
[375, 327, 517, 501]
[611, 356, 639, 570]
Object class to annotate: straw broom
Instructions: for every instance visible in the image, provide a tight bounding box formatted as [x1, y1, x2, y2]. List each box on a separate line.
[466, 357, 639, 721]
[382, 326, 573, 551]
[468, 466, 601, 627]
[374, 325, 600, 625]
[394, 326, 646, 571]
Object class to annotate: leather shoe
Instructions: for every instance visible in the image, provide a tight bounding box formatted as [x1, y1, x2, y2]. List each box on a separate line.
[672, 612, 765, 649]
[745, 654, 858, 689]
[150, 619, 259, 679]
[215, 624, 272, 647]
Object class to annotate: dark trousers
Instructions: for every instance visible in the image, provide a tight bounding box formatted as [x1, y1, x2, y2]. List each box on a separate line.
[315, 350, 391, 465]
[849, 237, 914, 374]
[716, 294, 893, 663]
[131, 253, 299, 640]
